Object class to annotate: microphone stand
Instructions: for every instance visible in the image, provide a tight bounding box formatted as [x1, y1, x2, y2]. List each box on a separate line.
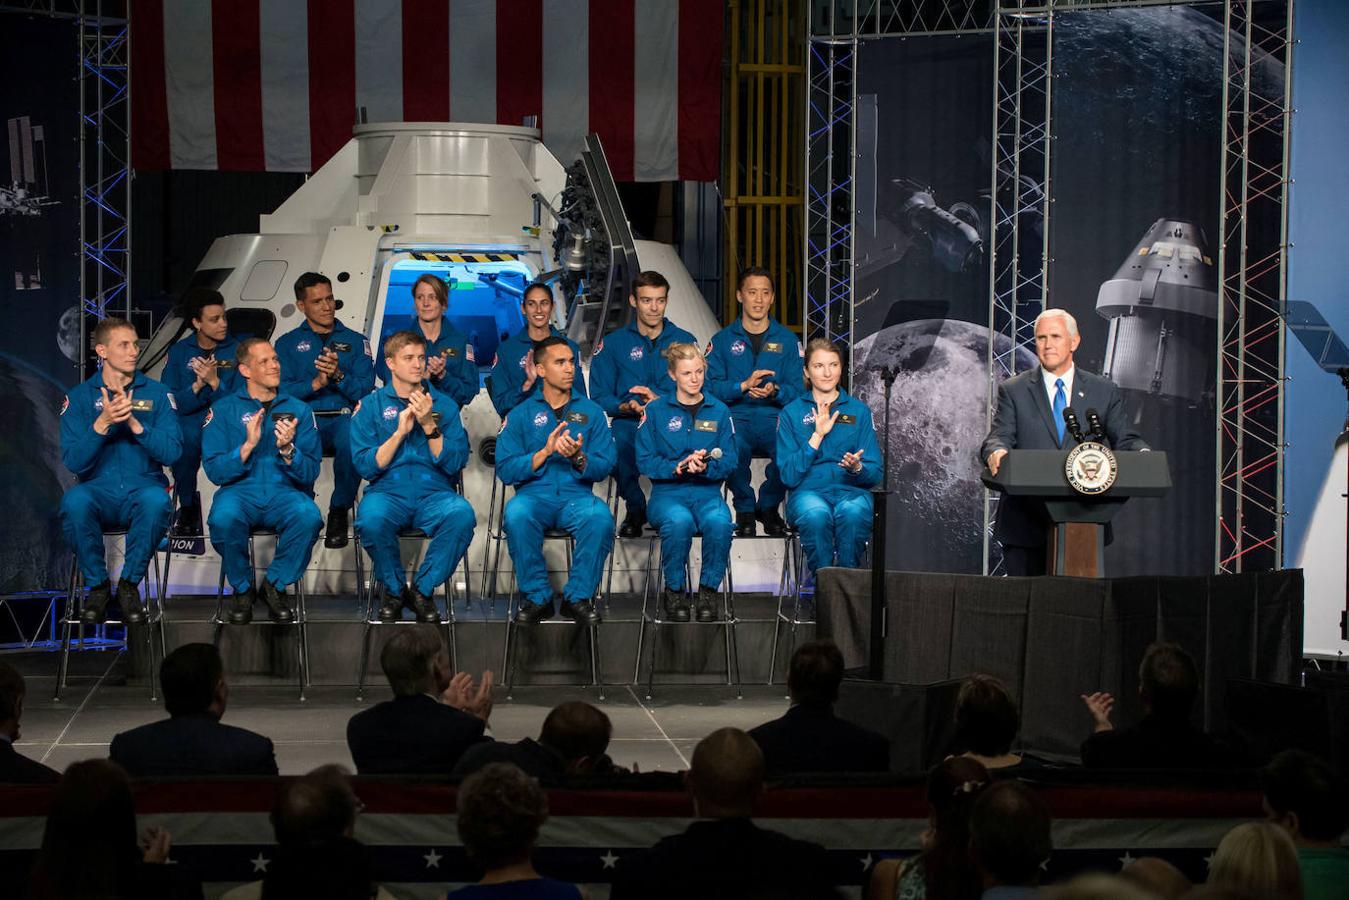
[868, 366, 898, 680]
[1340, 368, 1349, 642]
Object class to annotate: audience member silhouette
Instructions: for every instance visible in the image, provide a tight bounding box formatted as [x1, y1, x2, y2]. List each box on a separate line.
[968, 780, 1052, 900]
[0, 660, 58, 784]
[453, 702, 616, 780]
[1262, 749, 1349, 900]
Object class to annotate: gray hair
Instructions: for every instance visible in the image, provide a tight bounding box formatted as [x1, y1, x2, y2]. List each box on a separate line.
[1032, 307, 1079, 338]
[379, 625, 445, 697]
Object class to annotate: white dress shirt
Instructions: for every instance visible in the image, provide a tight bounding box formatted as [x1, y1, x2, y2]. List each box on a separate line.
[1042, 364, 1075, 408]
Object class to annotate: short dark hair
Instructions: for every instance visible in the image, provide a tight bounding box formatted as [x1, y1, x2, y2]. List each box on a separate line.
[539, 702, 612, 762]
[1139, 642, 1199, 721]
[271, 764, 359, 846]
[160, 643, 223, 717]
[955, 674, 1021, 756]
[293, 271, 332, 300]
[631, 270, 670, 295]
[182, 287, 226, 324]
[1262, 749, 1349, 841]
[787, 640, 844, 705]
[521, 282, 553, 305]
[736, 266, 775, 292]
[412, 273, 449, 308]
[970, 780, 1053, 886]
[92, 316, 136, 348]
[532, 335, 572, 364]
[383, 329, 427, 360]
[0, 659, 24, 722]
[236, 336, 270, 367]
[379, 625, 444, 697]
[456, 763, 549, 869]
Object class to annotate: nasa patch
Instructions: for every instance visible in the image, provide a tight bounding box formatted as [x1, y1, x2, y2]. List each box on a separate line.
[667, 416, 684, 432]
[802, 411, 816, 426]
[382, 405, 399, 421]
[533, 412, 549, 428]
[296, 340, 312, 353]
[730, 340, 747, 356]
[629, 346, 644, 361]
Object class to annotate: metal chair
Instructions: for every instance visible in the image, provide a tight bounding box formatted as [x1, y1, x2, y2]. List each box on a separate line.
[211, 528, 311, 700]
[55, 528, 171, 701]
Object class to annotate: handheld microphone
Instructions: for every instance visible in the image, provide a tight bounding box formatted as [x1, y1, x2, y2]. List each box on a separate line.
[709, 447, 722, 460]
[1084, 408, 1105, 444]
[1062, 406, 1085, 444]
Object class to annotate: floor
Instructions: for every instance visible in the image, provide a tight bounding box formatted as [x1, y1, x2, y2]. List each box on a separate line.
[8, 647, 792, 775]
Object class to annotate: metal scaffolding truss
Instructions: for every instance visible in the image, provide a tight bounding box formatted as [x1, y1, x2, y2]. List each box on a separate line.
[803, 39, 856, 347]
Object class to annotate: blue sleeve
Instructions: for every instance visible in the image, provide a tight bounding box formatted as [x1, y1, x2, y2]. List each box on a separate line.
[433, 400, 470, 473]
[775, 407, 816, 489]
[576, 410, 613, 483]
[706, 339, 742, 405]
[775, 339, 806, 407]
[635, 413, 677, 480]
[447, 348, 480, 410]
[163, 345, 209, 415]
[488, 353, 524, 417]
[588, 343, 622, 416]
[706, 415, 739, 482]
[283, 408, 323, 489]
[848, 406, 883, 488]
[373, 353, 391, 387]
[348, 401, 385, 482]
[59, 389, 106, 479]
[336, 339, 375, 403]
[572, 341, 588, 399]
[202, 404, 251, 486]
[133, 387, 183, 467]
[494, 414, 541, 487]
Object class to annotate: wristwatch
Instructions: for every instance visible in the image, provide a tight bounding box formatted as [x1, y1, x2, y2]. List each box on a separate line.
[571, 451, 588, 472]
[330, 370, 345, 384]
[423, 426, 442, 439]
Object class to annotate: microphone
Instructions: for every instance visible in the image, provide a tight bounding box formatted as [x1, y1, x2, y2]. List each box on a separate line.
[709, 447, 722, 460]
[1084, 408, 1105, 444]
[1062, 406, 1085, 444]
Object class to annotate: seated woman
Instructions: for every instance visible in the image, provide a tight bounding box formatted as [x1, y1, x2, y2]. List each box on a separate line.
[1208, 821, 1303, 900]
[867, 756, 990, 900]
[776, 338, 882, 575]
[951, 674, 1038, 772]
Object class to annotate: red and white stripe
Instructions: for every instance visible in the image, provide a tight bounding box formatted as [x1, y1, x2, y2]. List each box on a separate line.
[130, 0, 724, 181]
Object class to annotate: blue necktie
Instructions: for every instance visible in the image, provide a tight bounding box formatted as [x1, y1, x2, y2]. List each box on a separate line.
[1052, 378, 1066, 446]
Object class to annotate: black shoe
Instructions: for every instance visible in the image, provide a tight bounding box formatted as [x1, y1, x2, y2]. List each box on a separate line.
[324, 506, 350, 549]
[735, 511, 757, 537]
[662, 588, 691, 623]
[79, 581, 112, 625]
[619, 509, 646, 539]
[228, 588, 256, 625]
[258, 579, 296, 624]
[404, 586, 441, 624]
[560, 599, 601, 625]
[173, 503, 202, 537]
[514, 599, 554, 625]
[758, 508, 787, 537]
[378, 587, 403, 623]
[116, 578, 147, 625]
[695, 585, 719, 623]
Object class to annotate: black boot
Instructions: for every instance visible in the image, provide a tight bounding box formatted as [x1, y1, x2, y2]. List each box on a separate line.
[734, 511, 757, 538]
[258, 579, 296, 624]
[560, 598, 601, 625]
[695, 585, 719, 623]
[404, 586, 441, 624]
[619, 508, 646, 539]
[115, 578, 147, 625]
[662, 588, 691, 623]
[173, 503, 202, 537]
[758, 507, 787, 537]
[514, 598, 554, 625]
[378, 586, 403, 623]
[324, 506, 350, 549]
[228, 588, 256, 625]
[79, 581, 112, 625]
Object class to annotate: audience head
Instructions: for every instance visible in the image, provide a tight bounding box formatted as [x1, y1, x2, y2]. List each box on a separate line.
[1040, 875, 1157, 900]
[380, 625, 448, 698]
[539, 702, 612, 775]
[688, 727, 765, 819]
[955, 674, 1021, 758]
[787, 640, 845, 706]
[456, 763, 549, 870]
[919, 756, 990, 900]
[0, 659, 25, 738]
[1207, 821, 1302, 900]
[263, 765, 376, 900]
[1138, 642, 1199, 722]
[29, 759, 139, 898]
[270, 764, 360, 846]
[1119, 857, 1192, 900]
[969, 780, 1053, 888]
[160, 642, 226, 718]
[1261, 748, 1349, 846]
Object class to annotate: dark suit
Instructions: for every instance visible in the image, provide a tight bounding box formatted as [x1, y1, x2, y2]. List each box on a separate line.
[451, 737, 565, 780]
[346, 693, 489, 775]
[980, 366, 1147, 569]
[109, 712, 277, 777]
[1081, 715, 1239, 769]
[748, 703, 890, 775]
[0, 738, 59, 784]
[610, 817, 838, 900]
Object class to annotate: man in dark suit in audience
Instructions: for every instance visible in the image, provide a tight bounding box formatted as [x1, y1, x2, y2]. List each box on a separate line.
[970, 781, 1053, 899]
[346, 625, 493, 775]
[0, 660, 58, 784]
[451, 700, 614, 780]
[610, 727, 839, 899]
[980, 308, 1148, 575]
[109, 643, 277, 776]
[748, 640, 889, 775]
[1079, 641, 1237, 769]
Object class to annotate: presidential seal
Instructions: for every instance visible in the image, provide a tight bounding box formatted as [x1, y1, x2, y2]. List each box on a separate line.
[1065, 441, 1118, 495]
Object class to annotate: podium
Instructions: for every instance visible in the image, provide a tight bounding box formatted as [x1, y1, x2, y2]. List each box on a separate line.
[981, 449, 1171, 577]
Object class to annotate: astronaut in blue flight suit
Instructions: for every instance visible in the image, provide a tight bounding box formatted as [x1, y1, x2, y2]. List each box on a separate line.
[374, 273, 480, 410]
[705, 267, 804, 538]
[274, 272, 375, 549]
[203, 338, 323, 625]
[160, 288, 240, 536]
[488, 282, 587, 418]
[496, 335, 616, 626]
[59, 317, 182, 625]
[635, 342, 738, 623]
[776, 338, 883, 575]
[589, 270, 696, 540]
[352, 330, 476, 625]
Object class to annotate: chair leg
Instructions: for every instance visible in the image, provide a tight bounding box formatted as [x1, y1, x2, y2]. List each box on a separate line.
[504, 614, 518, 700]
[298, 589, 312, 689]
[54, 560, 79, 701]
[632, 536, 657, 684]
[590, 624, 604, 701]
[356, 618, 375, 702]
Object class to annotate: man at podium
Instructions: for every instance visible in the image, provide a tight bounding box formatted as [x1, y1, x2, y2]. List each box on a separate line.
[980, 309, 1148, 575]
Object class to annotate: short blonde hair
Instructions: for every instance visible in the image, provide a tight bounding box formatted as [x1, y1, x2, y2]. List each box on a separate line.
[383, 329, 426, 361]
[665, 342, 705, 373]
[1208, 822, 1302, 900]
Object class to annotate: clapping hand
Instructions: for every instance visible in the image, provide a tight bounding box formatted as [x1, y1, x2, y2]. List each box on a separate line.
[190, 355, 220, 391]
[521, 351, 538, 391]
[812, 399, 839, 438]
[1080, 691, 1115, 733]
[273, 415, 297, 453]
[96, 387, 133, 432]
[243, 408, 264, 449]
[140, 825, 172, 864]
[629, 385, 658, 404]
[742, 369, 776, 399]
[555, 427, 584, 459]
[426, 353, 447, 378]
[442, 670, 495, 721]
[676, 449, 709, 475]
[408, 388, 437, 430]
[838, 448, 865, 474]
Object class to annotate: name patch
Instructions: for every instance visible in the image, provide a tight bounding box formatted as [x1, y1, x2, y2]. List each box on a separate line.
[331, 341, 352, 353]
[694, 419, 718, 433]
[566, 411, 589, 425]
[765, 342, 782, 353]
[837, 413, 857, 425]
[130, 398, 155, 412]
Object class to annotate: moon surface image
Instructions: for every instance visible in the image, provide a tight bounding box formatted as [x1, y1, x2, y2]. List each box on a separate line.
[57, 304, 81, 363]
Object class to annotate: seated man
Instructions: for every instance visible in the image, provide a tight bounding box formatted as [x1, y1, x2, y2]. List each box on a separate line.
[352, 330, 475, 624]
[109, 642, 277, 776]
[374, 273, 480, 409]
[748, 640, 889, 775]
[59, 316, 182, 625]
[275, 272, 374, 548]
[0, 660, 58, 784]
[1263, 750, 1349, 900]
[452, 700, 614, 780]
[610, 728, 834, 900]
[162, 287, 241, 536]
[496, 335, 615, 626]
[488, 282, 587, 418]
[346, 625, 493, 775]
[969, 781, 1053, 900]
[203, 337, 324, 624]
[1079, 641, 1237, 769]
[589, 270, 696, 538]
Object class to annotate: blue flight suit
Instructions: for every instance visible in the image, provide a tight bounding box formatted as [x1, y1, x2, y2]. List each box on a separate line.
[776, 390, 883, 572]
[374, 316, 480, 410]
[275, 320, 375, 509]
[202, 388, 324, 594]
[161, 332, 241, 505]
[59, 372, 182, 586]
[705, 317, 804, 514]
[488, 326, 588, 418]
[635, 394, 738, 592]
[589, 317, 696, 521]
[350, 383, 475, 597]
[495, 391, 616, 607]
